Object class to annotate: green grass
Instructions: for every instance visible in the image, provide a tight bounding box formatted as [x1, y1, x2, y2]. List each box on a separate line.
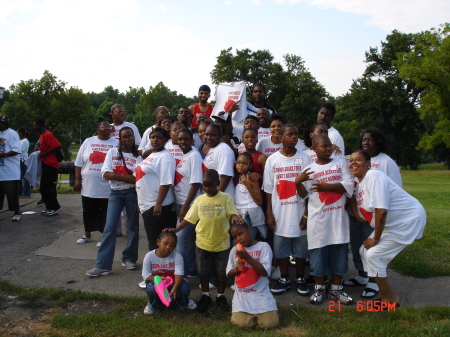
[390, 170, 450, 277]
[417, 163, 448, 170]
[1, 280, 449, 337]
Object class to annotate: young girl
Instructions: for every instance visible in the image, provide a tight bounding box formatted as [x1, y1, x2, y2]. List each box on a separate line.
[142, 230, 196, 315]
[235, 152, 266, 238]
[136, 127, 176, 251]
[195, 120, 212, 157]
[165, 122, 184, 161]
[174, 128, 203, 277]
[226, 222, 278, 329]
[238, 128, 266, 176]
[109, 104, 141, 145]
[86, 127, 142, 276]
[157, 115, 174, 133]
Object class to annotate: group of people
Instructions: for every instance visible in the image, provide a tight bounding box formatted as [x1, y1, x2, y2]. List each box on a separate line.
[0, 82, 427, 330]
[0, 115, 63, 223]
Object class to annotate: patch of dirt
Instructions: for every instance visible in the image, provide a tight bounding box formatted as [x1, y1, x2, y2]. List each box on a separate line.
[0, 293, 118, 336]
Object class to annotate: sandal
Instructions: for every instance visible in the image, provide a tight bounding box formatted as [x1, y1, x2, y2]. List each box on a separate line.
[12, 214, 22, 222]
[343, 277, 368, 287]
[361, 283, 379, 299]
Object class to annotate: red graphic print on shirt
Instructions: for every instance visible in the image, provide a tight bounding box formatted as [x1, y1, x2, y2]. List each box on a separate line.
[236, 267, 260, 289]
[223, 100, 236, 113]
[89, 151, 107, 164]
[135, 165, 145, 182]
[174, 171, 184, 186]
[113, 166, 129, 175]
[276, 180, 297, 200]
[202, 163, 208, 173]
[318, 191, 343, 205]
[359, 208, 373, 224]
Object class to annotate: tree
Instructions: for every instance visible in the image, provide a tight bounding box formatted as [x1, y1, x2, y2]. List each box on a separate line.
[0, 70, 91, 158]
[335, 30, 424, 167]
[396, 23, 450, 168]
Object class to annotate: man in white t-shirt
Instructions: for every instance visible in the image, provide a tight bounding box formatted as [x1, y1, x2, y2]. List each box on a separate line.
[109, 104, 141, 146]
[317, 103, 344, 154]
[139, 106, 170, 152]
[0, 114, 22, 222]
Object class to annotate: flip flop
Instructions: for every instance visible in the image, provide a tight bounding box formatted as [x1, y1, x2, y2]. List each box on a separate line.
[361, 287, 379, 298]
[343, 277, 368, 286]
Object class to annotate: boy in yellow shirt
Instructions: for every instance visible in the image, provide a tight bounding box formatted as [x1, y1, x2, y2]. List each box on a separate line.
[170, 169, 244, 313]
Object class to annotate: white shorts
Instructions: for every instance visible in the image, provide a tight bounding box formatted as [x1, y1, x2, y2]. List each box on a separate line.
[360, 238, 407, 278]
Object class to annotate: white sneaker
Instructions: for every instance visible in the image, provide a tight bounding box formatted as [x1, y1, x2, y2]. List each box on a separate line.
[270, 266, 281, 280]
[138, 281, 146, 289]
[77, 235, 92, 244]
[230, 284, 235, 291]
[187, 299, 197, 310]
[143, 304, 154, 315]
[310, 284, 326, 305]
[96, 241, 102, 248]
[122, 261, 136, 270]
[328, 285, 353, 304]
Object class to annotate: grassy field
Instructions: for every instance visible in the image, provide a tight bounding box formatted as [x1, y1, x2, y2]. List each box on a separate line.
[1, 281, 449, 337]
[390, 169, 450, 277]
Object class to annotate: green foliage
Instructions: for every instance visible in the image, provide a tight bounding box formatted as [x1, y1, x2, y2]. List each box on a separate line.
[396, 23, 450, 168]
[336, 30, 424, 166]
[210, 48, 329, 132]
[0, 70, 91, 159]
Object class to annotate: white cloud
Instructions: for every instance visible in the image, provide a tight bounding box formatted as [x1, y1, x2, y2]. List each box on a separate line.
[250, 0, 262, 5]
[0, 0, 35, 24]
[159, 4, 167, 12]
[225, 1, 232, 5]
[272, 0, 450, 32]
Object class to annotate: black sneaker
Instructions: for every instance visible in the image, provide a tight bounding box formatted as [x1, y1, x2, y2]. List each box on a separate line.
[216, 295, 229, 311]
[197, 294, 212, 313]
[296, 277, 309, 296]
[271, 277, 291, 294]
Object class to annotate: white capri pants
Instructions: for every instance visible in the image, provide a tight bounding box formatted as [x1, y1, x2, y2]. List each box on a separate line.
[360, 238, 407, 278]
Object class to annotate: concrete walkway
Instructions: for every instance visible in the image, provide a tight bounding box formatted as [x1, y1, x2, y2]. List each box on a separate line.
[1, 193, 449, 308]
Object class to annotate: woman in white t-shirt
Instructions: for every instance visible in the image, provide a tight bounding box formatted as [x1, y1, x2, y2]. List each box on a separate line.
[344, 127, 402, 298]
[174, 128, 203, 277]
[85, 126, 142, 276]
[203, 124, 236, 199]
[349, 150, 426, 308]
[74, 117, 119, 244]
[135, 127, 176, 251]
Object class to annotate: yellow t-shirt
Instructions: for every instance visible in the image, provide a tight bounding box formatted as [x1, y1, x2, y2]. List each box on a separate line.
[184, 191, 238, 252]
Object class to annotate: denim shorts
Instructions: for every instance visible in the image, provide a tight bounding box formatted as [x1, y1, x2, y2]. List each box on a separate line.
[309, 243, 348, 276]
[273, 234, 308, 259]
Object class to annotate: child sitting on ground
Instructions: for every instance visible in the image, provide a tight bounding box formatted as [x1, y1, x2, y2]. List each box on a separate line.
[169, 169, 245, 313]
[142, 230, 196, 315]
[226, 222, 278, 329]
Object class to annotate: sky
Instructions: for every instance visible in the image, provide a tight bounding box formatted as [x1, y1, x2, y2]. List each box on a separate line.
[1, 0, 449, 100]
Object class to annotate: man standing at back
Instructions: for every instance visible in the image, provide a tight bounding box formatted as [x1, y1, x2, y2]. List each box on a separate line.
[33, 118, 62, 216]
[247, 84, 276, 117]
[189, 85, 214, 128]
[317, 103, 345, 154]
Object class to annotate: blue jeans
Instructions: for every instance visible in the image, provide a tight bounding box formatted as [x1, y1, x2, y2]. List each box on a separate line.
[175, 203, 197, 277]
[349, 214, 373, 271]
[95, 188, 139, 270]
[146, 278, 190, 312]
[243, 214, 258, 239]
[19, 161, 31, 197]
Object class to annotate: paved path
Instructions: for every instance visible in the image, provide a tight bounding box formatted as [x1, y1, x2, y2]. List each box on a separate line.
[1, 194, 449, 308]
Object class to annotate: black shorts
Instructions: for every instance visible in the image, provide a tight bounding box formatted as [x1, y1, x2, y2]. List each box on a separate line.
[195, 246, 230, 283]
[0, 180, 20, 212]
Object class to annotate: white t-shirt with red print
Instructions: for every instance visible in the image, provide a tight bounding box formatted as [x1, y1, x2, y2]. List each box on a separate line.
[355, 170, 425, 244]
[256, 137, 307, 157]
[263, 150, 311, 238]
[101, 148, 142, 190]
[174, 148, 203, 205]
[142, 250, 184, 282]
[302, 158, 354, 250]
[203, 142, 236, 199]
[258, 127, 271, 139]
[135, 149, 175, 214]
[165, 140, 184, 162]
[110, 121, 141, 146]
[74, 136, 118, 198]
[226, 241, 277, 314]
[369, 152, 402, 187]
